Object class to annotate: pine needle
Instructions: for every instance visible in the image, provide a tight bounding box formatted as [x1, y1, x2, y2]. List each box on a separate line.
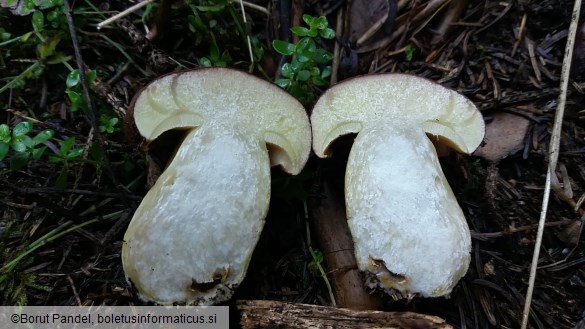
[520, 1, 582, 328]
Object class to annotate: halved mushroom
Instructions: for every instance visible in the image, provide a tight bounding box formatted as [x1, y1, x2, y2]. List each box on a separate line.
[122, 68, 311, 305]
[310, 74, 484, 297]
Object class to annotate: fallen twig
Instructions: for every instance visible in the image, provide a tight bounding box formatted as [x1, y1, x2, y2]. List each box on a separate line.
[520, 1, 582, 328]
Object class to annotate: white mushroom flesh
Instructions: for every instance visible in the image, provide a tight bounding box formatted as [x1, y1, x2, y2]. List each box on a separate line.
[123, 125, 269, 304]
[347, 125, 471, 297]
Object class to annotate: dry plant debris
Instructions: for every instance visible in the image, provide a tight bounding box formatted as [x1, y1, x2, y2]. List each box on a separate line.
[0, 0, 584, 328]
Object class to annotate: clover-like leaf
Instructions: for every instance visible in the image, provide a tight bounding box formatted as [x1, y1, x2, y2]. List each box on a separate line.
[32, 145, 46, 160]
[0, 124, 10, 143]
[32, 129, 53, 145]
[319, 27, 335, 39]
[321, 66, 332, 78]
[275, 78, 290, 88]
[13, 121, 32, 137]
[66, 69, 80, 88]
[311, 48, 333, 64]
[312, 75, 328, 87]
[302, 14, 314, 27]
[67, 147, 84, 159]
[281, 63, 293, 78]
[11, 135, 32, 153]
[290, 26, 310, 37]
[297, 70, 311, 81]
[200, 57, 212, 67]
[59, 136, 75, 155]
[272, 40, 295, 56]
[32, 10, 44, 31]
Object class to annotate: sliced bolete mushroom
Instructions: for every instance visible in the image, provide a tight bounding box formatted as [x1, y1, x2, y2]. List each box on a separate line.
[310, 74, 484, 297]
[122, 68, 311, 305]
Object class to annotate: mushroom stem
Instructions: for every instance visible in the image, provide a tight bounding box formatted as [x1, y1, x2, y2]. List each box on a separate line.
[346, 125, 471, 297]
[122, 125, 270, 304]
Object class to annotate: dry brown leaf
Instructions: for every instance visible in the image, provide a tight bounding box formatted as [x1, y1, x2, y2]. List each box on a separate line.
[473, 112, 531, 162]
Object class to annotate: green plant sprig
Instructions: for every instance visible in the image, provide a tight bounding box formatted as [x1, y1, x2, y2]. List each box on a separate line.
[272, 14, 335, 105]
[0, 122, 54, 170]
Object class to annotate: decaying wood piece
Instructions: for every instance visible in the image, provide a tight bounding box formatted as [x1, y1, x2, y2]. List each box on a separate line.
[237, 300, 453, 329]
[308, 172, 382, 310]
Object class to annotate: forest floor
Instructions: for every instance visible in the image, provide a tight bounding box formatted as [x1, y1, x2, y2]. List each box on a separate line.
[1, 0, 584, 328]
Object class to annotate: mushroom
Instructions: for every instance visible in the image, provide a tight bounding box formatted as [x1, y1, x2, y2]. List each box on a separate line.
[122, 68, 311, 305]
[310, 73, 484, 297]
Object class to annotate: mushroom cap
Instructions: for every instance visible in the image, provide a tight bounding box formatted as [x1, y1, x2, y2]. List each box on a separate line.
[131, 67, 311, 174]
[311, 73, 484, 157]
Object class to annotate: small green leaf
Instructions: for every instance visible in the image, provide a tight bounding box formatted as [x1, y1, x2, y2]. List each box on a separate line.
[32, 11, 44, 31]
[32, 146, 47, 160]
[290, 26, 310, 37]
[312, 76, 328, 87]
[308, 249, 324, 273]
[290, 58, 303, 71]
[281, 63, 293, 78]
[67, 147, 84, 159]
[20, 31, 34, 42]
[295, 37, 315, 53]
[251, 36, 264, 60]
[209, 42, 220, 60]
[38, 37, 61, 59]
[12, 135, 33, 152]
[311, 49, 333, 64]
[321, 66, 332, 78]
[310, 67, 320, 76]
[275, 78, 290, 88]
[272, 40, 295, 56]
[302, 14, 314, 27]
[320, 28, 335, 39]
[66, 90, 82, 112]
[59, 137, 75, 155]
[32, 129, 54, 145]
[195, 4, 226, 12]
[0, 124, 10, 142]
[200, 57, 212, 67]
[13, 122, 32, 137]
[0, 31, 11, 41]
[66, 70, 80, 88]
[314, 16, 328, 30]
[187, 15, 206, 33]
[405, 44, 417, 61]
[297, 70, 311, 81]
[0, 142, 9, 160]
[86, 70, 97, 85]
[296, 55, 310, 63]
[48, 155, 62, 163]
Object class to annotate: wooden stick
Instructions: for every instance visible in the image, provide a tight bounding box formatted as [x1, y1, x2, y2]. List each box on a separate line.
[308, 167, 382, 310]
[237, 300, 453, 329]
